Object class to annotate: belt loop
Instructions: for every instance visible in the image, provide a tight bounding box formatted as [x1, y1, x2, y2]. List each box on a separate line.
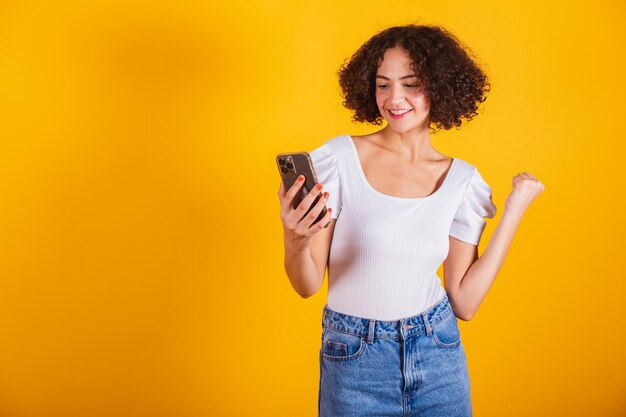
[367, 319, 376, 344]
[322, 306, 328, 327]
[422, 312, 433, 337]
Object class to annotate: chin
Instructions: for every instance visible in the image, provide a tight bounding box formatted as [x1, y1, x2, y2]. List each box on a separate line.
[385, 119, 430, 133]
[385, 122, 419, 133]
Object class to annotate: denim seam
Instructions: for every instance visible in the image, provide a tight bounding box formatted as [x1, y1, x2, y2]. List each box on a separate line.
[430, 311, 453, 328]
[322, 308, 453, 341]
[323, 324, 402, 340]
[433, 335, 462, 348]
[321, 338, 366, 362]
[431, 314, 462, 348]
[326, 340, 347, 351]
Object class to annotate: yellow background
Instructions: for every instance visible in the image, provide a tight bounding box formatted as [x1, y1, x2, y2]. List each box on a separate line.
[0, 0, 624, 416]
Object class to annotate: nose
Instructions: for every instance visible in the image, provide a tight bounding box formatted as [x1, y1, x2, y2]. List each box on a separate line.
[389, 86, 407, 106]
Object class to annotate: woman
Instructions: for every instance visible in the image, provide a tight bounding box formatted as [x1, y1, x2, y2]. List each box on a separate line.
[277, 24, 544, 417]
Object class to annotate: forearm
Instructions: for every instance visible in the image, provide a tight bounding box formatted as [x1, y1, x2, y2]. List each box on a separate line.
[283, 237, 325, 298]
[457, 209, 524, 319]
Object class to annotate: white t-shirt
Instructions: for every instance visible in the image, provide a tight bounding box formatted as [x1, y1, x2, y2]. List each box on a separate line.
[309, 134, 497, 321]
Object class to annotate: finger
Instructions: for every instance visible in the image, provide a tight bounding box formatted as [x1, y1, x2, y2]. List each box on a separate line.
[286, 175, 305, 199]
[299, 190, 329, 226]
[294, 193, 328, 237]
[314, 207, 334, 232]
[300, 193, 332, 233]
[520, 172, 537, 179]
[282, 176, 306, 210]
[295, 183, 326, 217]
[278, 181, 286, 198]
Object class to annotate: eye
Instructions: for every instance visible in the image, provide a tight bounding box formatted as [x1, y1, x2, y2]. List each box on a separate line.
[376, 84, 389, 89]
[405, 83, 419, 88]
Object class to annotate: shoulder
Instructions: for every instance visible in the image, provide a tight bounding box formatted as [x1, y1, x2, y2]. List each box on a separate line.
[309, 134, 350, 162]
[456, 159, 492, 187]
[451, 157, 477, 180]
[452, 158, 496, 212]
[448, 158, 496, 200]
[308, 135, 352, 177]
[325, 134, 351, 147]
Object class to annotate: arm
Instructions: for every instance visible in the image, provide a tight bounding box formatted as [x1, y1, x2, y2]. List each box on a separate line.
[443, 171, 545, 321]
[284, 219, 336, 298]
[444, 210, 522, 320]
[279, 178, 335, 299]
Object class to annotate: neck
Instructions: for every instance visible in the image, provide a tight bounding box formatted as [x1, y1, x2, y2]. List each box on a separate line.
[376, 125, 437, 163]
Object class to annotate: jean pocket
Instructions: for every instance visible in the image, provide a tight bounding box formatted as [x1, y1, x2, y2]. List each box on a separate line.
[321, 327, 366, 361]
[432, 313, 462, 348]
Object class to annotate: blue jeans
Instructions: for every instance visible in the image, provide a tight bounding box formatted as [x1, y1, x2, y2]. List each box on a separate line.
[318, 292, 472, 417]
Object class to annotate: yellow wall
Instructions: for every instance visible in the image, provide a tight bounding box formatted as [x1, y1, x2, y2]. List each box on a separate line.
[0, 0, 624, 416]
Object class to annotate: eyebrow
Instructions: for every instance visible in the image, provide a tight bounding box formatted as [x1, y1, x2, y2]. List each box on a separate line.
[375, 74, 418, 80]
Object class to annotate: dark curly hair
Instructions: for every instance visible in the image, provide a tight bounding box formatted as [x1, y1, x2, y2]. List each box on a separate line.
[337, 24, 490, 132]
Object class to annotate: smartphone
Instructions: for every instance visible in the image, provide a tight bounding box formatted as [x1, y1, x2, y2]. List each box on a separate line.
[276, 151, 329, 227]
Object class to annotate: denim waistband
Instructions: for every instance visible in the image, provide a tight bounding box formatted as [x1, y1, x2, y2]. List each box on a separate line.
[322, 293, 454, 342]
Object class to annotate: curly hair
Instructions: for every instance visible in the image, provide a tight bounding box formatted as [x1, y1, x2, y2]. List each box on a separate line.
[337, 24, 490, 132]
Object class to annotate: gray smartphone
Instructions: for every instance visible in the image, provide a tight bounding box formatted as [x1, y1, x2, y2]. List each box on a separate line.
[276, 151, 328, 227]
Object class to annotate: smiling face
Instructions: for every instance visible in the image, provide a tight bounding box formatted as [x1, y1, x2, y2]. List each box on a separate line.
[375, 47, 430, 133]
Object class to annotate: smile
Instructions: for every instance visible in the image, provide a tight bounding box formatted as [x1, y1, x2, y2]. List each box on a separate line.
[387, 108, 412, 119]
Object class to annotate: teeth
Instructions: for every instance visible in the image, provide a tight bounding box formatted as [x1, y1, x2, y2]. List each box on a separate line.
[389, 109, 411, 115]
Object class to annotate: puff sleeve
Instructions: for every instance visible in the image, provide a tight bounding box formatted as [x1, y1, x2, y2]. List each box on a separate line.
[449, 167, 497, 245]
[309, 143, 342, 219]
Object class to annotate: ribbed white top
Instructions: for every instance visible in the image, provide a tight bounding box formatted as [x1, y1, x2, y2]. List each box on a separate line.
[308, 134, 497, 321]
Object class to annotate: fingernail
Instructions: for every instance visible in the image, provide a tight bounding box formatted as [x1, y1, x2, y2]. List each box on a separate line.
[315, 184, 323, 191]
[298, 175, 304, 182]
[323, 192, 329, 199]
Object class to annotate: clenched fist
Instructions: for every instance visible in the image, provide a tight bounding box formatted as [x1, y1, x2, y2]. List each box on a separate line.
[504, 172, 545, 216]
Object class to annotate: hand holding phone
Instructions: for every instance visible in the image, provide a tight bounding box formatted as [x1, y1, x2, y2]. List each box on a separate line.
[276, 152, 332, 232]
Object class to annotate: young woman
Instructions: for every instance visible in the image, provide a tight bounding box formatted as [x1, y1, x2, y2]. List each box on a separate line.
[277, 24, 544, 417]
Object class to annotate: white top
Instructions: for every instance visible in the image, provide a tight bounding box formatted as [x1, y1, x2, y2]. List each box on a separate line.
[309, 134, 497, 321]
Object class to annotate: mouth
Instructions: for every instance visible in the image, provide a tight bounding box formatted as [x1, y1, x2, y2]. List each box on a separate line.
[386, 108, 413, 119]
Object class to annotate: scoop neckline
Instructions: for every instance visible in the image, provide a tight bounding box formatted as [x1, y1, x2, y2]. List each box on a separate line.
[345, 134, 456, 202]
